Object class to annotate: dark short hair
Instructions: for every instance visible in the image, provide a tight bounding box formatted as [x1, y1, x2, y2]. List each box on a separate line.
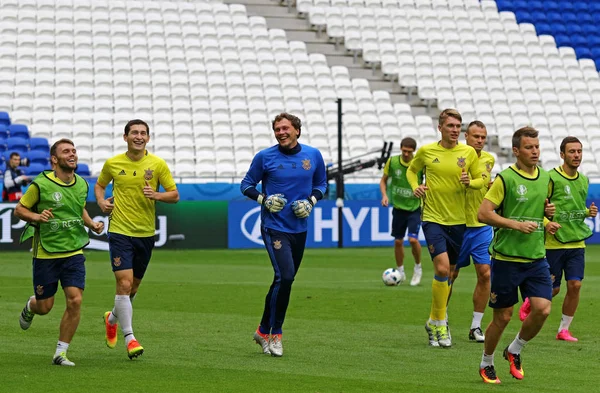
[9, 152, 20, 159]
[272, 112, 302, 137]
[560, 136, 582, 153]
[466, 120, 486, 132]
[124, 119, 150, 136]
[50, 138, 75, 158]
[512, 126, 539, 149]
[438, 108, 462, 126]
[400, 137, 417, 150]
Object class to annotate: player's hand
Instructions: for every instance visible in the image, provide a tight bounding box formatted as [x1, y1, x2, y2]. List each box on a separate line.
[544, 199, 555, 218]
[460, 168, 470, 186]
[258, 193, 287, 213]
[90, 221, 105, 235]
[589, 202, 598, 218]
[99, 196, 114, 213]
[516, 220, 538, 234]
[292, 197, 317, 218]
[381, 195, 389, 207]
[545, 222, 561, 235]
[36, 208, 54, 223]
[413, 184, 428, 198]
[143, 181, 158, 200]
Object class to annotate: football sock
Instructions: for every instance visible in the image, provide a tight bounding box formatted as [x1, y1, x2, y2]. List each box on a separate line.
[558, 314, 574, 332]
[471, 312, 484, 329]
[55, 341, 69, 357]
[507, 333, 527, 355]
[113, 295, 135, 343]
[480, 352, 494, 368]
[430, 276, 449, 322]
[26, 298, 33, 313]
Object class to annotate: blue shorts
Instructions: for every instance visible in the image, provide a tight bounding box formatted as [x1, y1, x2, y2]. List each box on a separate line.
[489, 258, 552, 309]
[32, 254, 86, 300]
[456, 226, 493, 269]
[108, 232, 155, 279]
[422, 222, 465, 264]
[547, 248, 585, 288]
[391, 207, 421, 240]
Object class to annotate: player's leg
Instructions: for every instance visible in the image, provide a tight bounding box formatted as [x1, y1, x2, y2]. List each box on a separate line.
[407, 209, 422, 286]
[422, 222, 450, 347]
[556, 249, 584, 341]
[391, 208, 408, 280]
[469, 226, 493, 342]
[506, 259, 552, 380]
[448, 227, 474, 309]
[441, 224, 466, 345]
[480, 307, 511, 384]
[20, 258, 60, 330]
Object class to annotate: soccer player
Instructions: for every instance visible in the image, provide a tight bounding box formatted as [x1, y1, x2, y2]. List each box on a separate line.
[379, 137, 423, 286]
[519, 136, 597, 341]
[407, 109, 484, 348]
[477, 127, 557, 384]
[16, 139, 104, 366]
[450, 121, 495, 343]
[2, 152, 30, 201]
[95, 119, 179, 359]
[241, 113, 327, 357]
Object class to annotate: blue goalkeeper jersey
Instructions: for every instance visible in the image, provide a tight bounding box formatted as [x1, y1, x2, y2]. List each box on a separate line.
[241, 143, 328, 234]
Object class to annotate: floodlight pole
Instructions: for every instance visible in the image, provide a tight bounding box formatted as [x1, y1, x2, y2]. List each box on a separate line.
[337, 98, 344, 249]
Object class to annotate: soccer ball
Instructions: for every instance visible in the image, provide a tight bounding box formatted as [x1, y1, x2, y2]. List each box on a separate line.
[382, 268, 404, 286]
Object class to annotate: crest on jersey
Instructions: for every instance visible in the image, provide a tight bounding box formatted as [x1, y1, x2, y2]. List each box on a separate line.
[486, 162, 492, 172]
[302, 159, 311, 170]
[428, 244, 435, 254]
[516, 184, 528, 196]
[52, 192, 63, 202]
[144, 169, 154, 181]
[36, 285, 44, 296]
[113, 256, 121, 267]
[551, 274, 556, 284]
[489, 292, 497, 304]
[564, 185, 571, 195]
[273, 240, 282, 250]
[457, 157, 466, 168]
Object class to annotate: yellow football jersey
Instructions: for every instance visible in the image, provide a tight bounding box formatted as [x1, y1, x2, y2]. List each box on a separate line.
[407, 142, 483, 225]
[465, 151, 495, 227]
[97, 151, 176, 237]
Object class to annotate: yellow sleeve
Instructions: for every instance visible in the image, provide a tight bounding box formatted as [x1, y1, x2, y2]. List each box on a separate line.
[96, 159, 113, 188]
[382, 158, 391, 176]
[484, 174, 505, 207]
[407, 148, 425, 191]
[467, 149, 484, 189]
[543, 217, 550, 227]
[19, 184, 40, 209]
[159, 160, 177, 191]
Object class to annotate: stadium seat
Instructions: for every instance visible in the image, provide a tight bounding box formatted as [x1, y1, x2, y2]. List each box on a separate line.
[26, 163, 45, 176]
[8, 124, 29, 139]
[6, 137, 28, 154]
[27, 150, 49, 165]
[75, 163, 91, 176]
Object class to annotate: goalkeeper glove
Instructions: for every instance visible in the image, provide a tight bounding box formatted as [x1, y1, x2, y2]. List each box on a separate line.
[257, 193, 287, 213]
[291, 196, 317, 218]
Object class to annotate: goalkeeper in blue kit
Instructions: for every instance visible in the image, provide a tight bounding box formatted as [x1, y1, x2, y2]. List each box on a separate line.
[241, 113, 327, 357]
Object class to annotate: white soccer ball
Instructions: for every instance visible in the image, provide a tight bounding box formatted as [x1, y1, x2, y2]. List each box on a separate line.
[382, 268, 404, 286]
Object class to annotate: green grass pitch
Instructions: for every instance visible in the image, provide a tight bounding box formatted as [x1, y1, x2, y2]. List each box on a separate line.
[1, 247, 599, 392]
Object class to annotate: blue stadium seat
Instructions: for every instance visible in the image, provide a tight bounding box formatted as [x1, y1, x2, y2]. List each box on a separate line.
[28, 150, 49, 165]
[25, 163, 45, 177]
[591, 3, 600, 13]
[535, 23, 552, 35]
[512, 0, 528, 12]
[566, 24, 582, 36]
[529, 1, 544, 12]
[8, 124, 30, 140]
[546, 12, 562, 24]
[76, 163, 91, 176]
[571, 35, 588, 48]
[0, 124, 8, 140]
[530, 11, 547, 24]
[515, 11, 532, 24]
[29, 137, 50, 153]
[0, 161, 5, 173]
[6, 137, 29, 154]
[563, 13, 578, 25]
[554, 35, 571, 47]
[575, 47, 593, 59]
[0, 112, 10, 127]
[561, 2, 574, 13]
[545, 1, 560, 12]
[552, 23, 567, 36]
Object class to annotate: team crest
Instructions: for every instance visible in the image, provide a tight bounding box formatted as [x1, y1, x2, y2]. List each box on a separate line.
[428, 244, 435, 254]
[273, 240, 282, 250]
[516, 184, 528, 196]
[302, 159, 311, 170]
[144, 169, 154, 181]
[52, 192, 63, 202]
[551, 274, 556, 284]
[113, 256, 121, 267]
[36, 285, 44, 296]
[486, 162, 492, 172]
[489, 292, 497, 304]
[457, 157, 466, 168]
[564, 185, 571, 195]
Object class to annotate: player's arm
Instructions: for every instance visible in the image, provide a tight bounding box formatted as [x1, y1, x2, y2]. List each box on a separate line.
[240, 152, 286, 211]
[380, 158, 390, 206]
[477, 176, 537, 234]
[82, 207, 104, 234]
[145, 161, 179, 203]
[95, 161, 115, 213]
[407, 150, 427, 197]
[14, 184, 52, 223]
[465, 150, 484, 189]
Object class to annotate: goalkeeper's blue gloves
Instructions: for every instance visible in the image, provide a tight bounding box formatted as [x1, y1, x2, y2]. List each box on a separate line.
[291, 196, 317, 218]
[257, 193, 287, 213]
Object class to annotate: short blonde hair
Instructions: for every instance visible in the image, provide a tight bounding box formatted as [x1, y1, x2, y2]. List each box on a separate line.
[438, 109, 462, 126]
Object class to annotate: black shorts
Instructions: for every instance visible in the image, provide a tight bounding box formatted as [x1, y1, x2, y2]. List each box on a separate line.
[422, 222, 465, 264]
[33, 254, 86, 300]
[108, 232, 155, 279]
[547, 248, 585, 287]
[391, 207, 421, 240]
[489, 258, 552, 309]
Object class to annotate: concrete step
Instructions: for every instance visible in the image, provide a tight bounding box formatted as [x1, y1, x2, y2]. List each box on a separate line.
[265, 17, 310, 30]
